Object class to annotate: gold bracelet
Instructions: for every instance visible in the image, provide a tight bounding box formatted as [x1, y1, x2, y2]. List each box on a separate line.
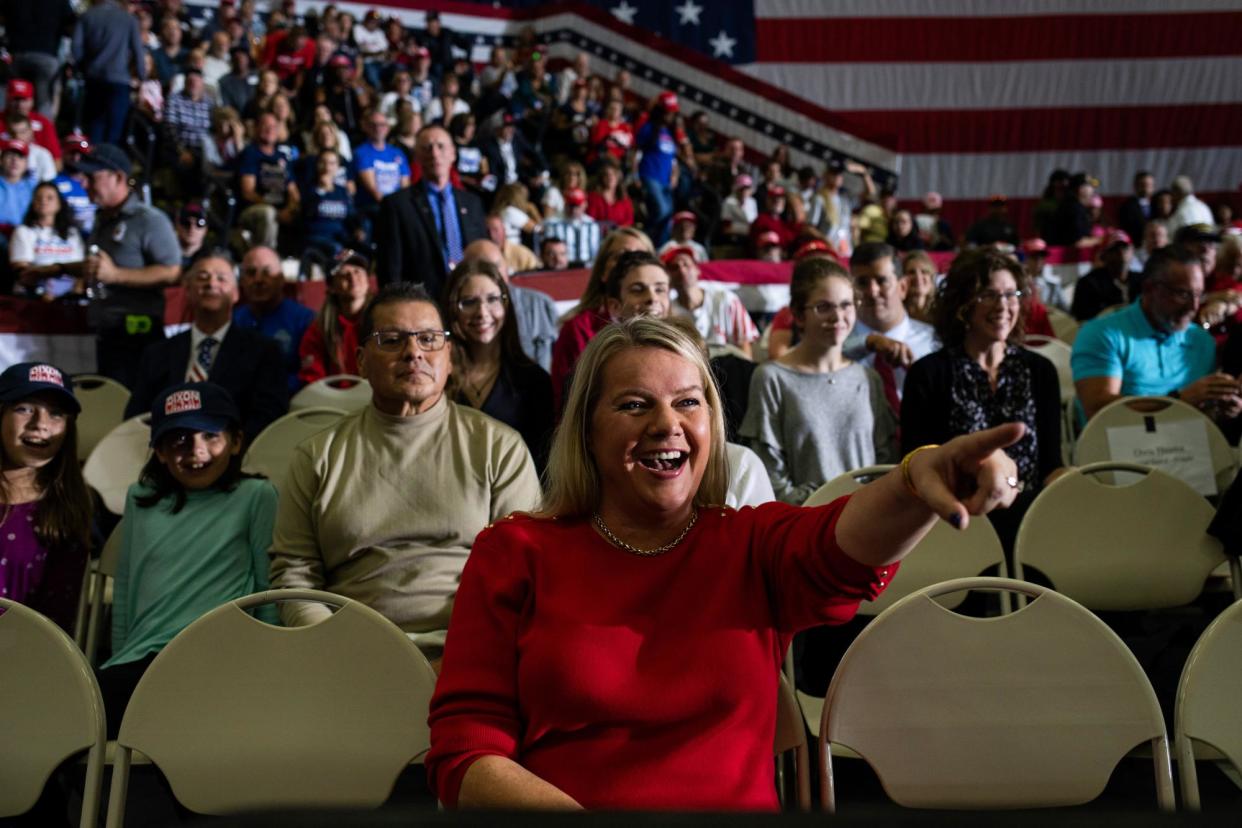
[900, 444, 940, 500]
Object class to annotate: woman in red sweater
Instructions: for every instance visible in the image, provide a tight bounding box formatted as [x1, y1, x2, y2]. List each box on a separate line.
[427, 317, 1025, 811]
[585, 158, 634, 228]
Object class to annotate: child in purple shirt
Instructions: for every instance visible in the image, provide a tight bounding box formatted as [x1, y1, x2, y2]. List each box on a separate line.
[0, 362, 92, 633]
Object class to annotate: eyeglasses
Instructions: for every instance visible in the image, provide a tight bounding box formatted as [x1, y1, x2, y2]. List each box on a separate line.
[180, 217, 207, 228]
[975, 289, 1024, 306]
[456, 294, 506, 313]
[368, 328, 451, 352]
[1154, 281, 1203, 304]
[806, 300, 856, 318]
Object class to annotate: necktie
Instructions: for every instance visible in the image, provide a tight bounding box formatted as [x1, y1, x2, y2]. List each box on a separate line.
[439, 188, 463, 270]
[874, 354, 902, 420]
[189, 336, 218, 382]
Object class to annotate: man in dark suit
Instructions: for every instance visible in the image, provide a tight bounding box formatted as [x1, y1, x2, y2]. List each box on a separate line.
[1118, 170, 1154, 245]
[125, 253, 288, 443]
[479, 113, 546, 190]
[375, 124, 486, 298]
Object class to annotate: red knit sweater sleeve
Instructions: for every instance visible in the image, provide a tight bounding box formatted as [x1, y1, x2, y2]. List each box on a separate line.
[744, 498, 899, 633]
[426, 521, 530, 807]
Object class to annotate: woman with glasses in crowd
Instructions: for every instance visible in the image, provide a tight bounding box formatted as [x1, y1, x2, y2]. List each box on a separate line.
[740, 256, 897, 504]
[443, 258, 553, 472]
[426, 314, 1025, 810]
[902, 248, 1065, 551]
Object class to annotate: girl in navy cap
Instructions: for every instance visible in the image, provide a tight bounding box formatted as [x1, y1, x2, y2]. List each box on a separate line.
[96, 382, 278, 737]
[0, 362, 92, 633]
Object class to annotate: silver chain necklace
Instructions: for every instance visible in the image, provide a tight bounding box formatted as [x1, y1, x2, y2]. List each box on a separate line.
[592, 509, 699, 557]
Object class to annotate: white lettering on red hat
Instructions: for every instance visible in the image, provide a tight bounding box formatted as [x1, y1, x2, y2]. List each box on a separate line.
[28, 365, 64, 387]
[165, 390, 202, 415]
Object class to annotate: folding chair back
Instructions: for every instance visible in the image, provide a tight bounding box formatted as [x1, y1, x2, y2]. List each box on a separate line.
[1014, 462, 1225, 610]
[83, 414, 151, 515]
[80, 522, 124, 665]
[242, 406, 346, 491]
[1076, 396, 1237, 495]
[1175, 599, 1242, 811]
[1024, 336, 1074, 403]
[0, 599, 106, 828]
[820, 578, 1174, 811]
[290, 375, 371, 412]
[774, 672, 810, 811]
[805, 466, 1005, 614]
[106, 589, 437, 824]
[71, 374, 132, 462]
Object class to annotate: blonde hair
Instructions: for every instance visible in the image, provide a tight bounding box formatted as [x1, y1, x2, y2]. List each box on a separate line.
[541, 317, 729, 517]
[567, 226, 653, 319]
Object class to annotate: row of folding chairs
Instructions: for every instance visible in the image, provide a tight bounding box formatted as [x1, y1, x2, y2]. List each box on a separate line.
[3, 590, 438, 828]
[1025, 336, 1241, 491]
[792, 460, 1240, 774]
[807, 460, 1238, 617]
[6, 579, 1241, 822]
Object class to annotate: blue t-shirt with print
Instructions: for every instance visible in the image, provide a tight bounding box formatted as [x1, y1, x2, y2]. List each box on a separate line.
[237, 145, 292, 206]
[636, 122, 677, 184]
[351, 142, 410, 207]
[303, 185, 355, 246]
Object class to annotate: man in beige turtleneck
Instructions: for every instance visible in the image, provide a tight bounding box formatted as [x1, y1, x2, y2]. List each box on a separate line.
[268, 282, 541, 660]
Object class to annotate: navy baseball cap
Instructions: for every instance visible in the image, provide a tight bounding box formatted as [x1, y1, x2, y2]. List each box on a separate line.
[0, 362, 81, 414]
[149, 383, 241, 446]
[71, 143, 133, 176]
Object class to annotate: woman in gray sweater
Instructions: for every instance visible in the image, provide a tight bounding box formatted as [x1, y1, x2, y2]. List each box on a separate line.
[741, 257, 898, 504]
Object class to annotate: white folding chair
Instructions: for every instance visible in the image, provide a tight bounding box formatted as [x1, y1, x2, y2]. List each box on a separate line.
[1025, 335, 1077, 464]
[83, 414, 151, 515]
[78, 521, 124, 665]
[71, 374, 131, 463]
[290, 375, 371, 412]
[1014, 462, 1227, 610]
[774, 672, 810, 811]
[797, 466, 1008, 737]
[106, 589, 438, 825]
[1175, 598, 1242, 811]
[1046, 305, 1079, 344]
[1024, 335, 1074, 403]
[819, 578, 1175, 812]
[242, 406, 346, 492]
[1076, 396, 1238, 495]
[0, 599, 106, 828]
[804, 466, 1007, 616]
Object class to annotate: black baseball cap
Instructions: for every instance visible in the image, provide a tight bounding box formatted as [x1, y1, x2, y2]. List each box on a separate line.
[150, 383, 241, 446]
[178, 202, 207, 226]
[71, 143, 133, 176]
[0, 362, 81, 414]
[331, 247, 370, 275]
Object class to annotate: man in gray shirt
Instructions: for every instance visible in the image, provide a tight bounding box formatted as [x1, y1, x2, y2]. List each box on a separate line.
[71, 0, 145, 144]
[75, 144, 181, 388]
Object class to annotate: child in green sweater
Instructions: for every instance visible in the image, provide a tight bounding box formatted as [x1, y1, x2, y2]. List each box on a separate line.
[96, 383, 279, 737]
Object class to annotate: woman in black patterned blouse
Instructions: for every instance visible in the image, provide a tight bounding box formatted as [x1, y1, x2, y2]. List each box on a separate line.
[902, 249, 1066, 552]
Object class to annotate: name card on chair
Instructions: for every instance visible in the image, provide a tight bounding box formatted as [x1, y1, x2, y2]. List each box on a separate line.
[1106, 419, 1217, 496]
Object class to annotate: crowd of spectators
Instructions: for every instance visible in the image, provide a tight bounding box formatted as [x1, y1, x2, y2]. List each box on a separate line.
[3, 0, 1242, 816]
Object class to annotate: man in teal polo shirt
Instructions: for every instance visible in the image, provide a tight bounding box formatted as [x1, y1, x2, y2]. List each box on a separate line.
[1072, 244, 1242, 422]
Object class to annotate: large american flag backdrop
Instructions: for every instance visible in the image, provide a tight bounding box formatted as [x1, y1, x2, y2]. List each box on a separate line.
[195, 0, 1242, 236]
